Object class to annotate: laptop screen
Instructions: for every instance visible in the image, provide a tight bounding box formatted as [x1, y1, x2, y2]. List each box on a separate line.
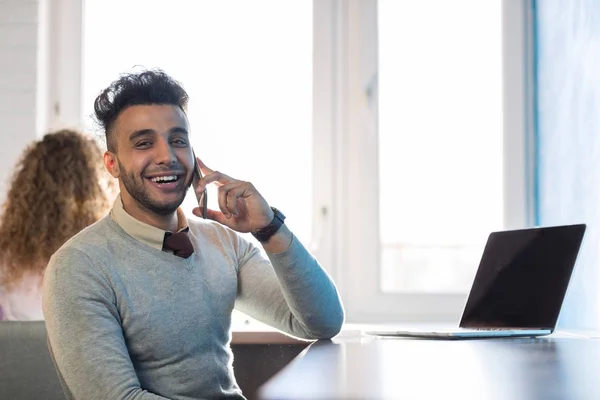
[460, 224, 586, 330]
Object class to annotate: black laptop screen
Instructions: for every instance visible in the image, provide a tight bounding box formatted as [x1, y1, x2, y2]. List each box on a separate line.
[459, 224, 586, 329]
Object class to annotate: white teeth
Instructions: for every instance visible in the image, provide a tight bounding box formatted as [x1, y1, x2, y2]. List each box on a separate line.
[151, 175, 178, 183]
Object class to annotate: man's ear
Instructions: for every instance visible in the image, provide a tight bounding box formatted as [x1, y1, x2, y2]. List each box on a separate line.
[104, 151, 120, 178]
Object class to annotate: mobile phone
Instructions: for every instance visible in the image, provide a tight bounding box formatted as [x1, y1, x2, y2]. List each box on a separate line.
[192, 149, 208, 219]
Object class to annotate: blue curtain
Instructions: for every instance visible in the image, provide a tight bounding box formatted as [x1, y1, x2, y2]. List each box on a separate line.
[535, 0, 600, 331]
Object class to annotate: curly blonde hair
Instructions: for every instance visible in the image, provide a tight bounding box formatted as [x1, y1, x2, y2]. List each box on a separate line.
[0, 129, 116, 290]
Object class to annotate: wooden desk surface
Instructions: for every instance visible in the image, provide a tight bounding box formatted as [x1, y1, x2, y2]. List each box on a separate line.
[258, 333, 600, 400]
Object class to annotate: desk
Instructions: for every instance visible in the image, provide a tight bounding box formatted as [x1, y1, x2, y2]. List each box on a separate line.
[230, 327, 309, 400]
[258, 333, 600, 400]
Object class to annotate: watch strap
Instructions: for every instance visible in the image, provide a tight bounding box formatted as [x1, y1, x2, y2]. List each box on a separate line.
[252, 207, 286, 243]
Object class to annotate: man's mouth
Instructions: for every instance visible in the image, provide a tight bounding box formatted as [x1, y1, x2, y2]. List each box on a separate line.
[150, 175, 180, 184]
[145, 173, 186, 192]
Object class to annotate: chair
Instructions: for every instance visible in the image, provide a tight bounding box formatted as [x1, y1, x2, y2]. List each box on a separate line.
[0, 321, 64, 399]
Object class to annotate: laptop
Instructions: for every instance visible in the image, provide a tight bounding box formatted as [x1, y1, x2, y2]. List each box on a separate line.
[365, 223, 587, 339]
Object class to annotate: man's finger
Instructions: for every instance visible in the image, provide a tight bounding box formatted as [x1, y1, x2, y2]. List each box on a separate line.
[218, 182, 240, 218]
[197, 157, 214, 176]
[192, 207, 228, 224]
[192, 207, 203, 218]
[196, 158, 241, 188]
[201, 170, 236, 188]
[225, 184, 253, 216]
[218, 182, 248, 217]
[217, 183, 230, 218]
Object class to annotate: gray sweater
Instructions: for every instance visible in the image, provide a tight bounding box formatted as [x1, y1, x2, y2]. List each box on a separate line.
[42, 216, 344, 400]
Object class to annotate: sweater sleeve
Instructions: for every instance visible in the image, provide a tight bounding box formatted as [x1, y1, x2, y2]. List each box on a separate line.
[233, 234, 345, 340]
[42, 248, 169, 400]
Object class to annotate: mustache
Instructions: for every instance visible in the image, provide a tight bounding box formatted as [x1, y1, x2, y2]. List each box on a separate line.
[143, 165, 187, 176]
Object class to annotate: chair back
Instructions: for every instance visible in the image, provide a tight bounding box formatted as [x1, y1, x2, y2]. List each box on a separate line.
[0, 321, 64, 399]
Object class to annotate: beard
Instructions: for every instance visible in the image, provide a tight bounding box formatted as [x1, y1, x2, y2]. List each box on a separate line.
[118, 160, 193, 216]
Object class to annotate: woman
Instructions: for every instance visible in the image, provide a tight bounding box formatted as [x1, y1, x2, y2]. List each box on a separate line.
[0, 129, 115, 320]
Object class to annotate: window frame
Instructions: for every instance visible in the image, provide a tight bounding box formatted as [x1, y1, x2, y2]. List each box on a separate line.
[37, 0, 83, 137]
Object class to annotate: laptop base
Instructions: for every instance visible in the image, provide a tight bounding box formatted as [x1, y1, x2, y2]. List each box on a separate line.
[364, 328, 553, 340]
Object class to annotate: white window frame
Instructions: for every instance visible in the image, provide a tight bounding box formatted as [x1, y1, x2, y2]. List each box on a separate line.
[312, 0, 535, 323]
[36, 0, 83, 137]
[47, 0, 535, 324]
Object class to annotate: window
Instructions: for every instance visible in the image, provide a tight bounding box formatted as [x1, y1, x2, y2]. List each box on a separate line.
[312, 0, 531, 322]
[74, 0, 531, 324]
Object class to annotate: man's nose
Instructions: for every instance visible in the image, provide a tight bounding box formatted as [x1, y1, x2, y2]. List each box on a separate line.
[155, 140, 177, 165]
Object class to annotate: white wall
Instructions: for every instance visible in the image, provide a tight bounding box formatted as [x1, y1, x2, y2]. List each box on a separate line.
[0, 0, 40, 201]
[0, 0, 82, 204]
[536, 0, 600, 332]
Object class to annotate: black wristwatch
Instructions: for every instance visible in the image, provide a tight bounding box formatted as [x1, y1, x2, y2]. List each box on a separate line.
[252, 207, 286, 243]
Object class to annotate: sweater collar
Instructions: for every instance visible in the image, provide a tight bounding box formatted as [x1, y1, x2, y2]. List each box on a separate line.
[110, 193, 189, 251]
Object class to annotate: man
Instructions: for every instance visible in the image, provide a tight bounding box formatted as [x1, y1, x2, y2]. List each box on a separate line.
[42, 70, 344, 400]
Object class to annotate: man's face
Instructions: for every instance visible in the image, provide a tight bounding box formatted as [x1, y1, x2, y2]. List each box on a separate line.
[105, 104, 195, 217]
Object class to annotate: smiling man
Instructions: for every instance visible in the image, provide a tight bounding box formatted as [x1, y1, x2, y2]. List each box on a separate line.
[42, 70, 344, 400]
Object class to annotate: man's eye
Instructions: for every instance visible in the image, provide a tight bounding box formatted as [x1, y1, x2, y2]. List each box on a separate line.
[136, 141, 152, 148]
[172, 138, 188, 146]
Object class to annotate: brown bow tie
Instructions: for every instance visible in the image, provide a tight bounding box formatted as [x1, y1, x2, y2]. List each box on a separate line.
[162, 228, 194, 259]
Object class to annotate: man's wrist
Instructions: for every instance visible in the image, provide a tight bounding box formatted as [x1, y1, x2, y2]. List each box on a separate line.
[260, 224, 293, 254]
[252, 207, 285, 243]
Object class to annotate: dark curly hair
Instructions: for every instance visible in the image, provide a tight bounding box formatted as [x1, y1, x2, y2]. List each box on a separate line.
[0, 130, 116, 290]
[93, 69, 189, 152]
